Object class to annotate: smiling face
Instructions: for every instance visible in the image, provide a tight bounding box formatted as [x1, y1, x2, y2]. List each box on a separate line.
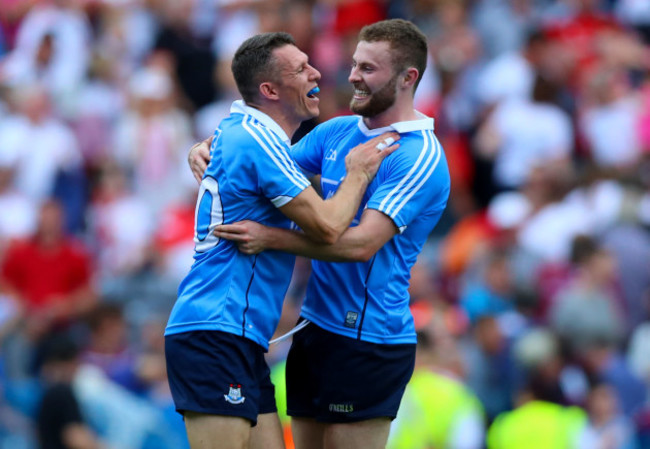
[348, 41, 400, 118]
[272, 44, 321, 123]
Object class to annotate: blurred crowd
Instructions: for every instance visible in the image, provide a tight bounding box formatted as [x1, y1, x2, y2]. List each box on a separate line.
[0, 0, 650, 447]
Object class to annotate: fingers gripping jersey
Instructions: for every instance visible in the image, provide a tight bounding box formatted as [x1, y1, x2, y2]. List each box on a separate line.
[291, 114, 450, 344]
[165, 101, 310, 349]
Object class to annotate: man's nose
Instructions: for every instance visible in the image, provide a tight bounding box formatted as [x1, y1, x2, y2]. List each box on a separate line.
[348, 67, 361, 83]
[309, 65, 321, 82]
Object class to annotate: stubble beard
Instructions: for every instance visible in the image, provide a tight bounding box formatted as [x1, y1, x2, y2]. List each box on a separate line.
[349, 74, 398, 118]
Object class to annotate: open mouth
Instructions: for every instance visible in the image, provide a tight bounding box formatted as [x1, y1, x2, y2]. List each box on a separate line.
[307, 86, 320, 99]
[353, 88, 370, 100]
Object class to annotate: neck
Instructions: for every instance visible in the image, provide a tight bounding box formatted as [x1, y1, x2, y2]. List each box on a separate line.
[37, 232, 63, 249]
[269, 110, 300, 139]
[361, 98, 419, 130]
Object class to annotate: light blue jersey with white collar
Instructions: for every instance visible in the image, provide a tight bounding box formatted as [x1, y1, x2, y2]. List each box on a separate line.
[165, 101, 310, 349]
[292, 113, 450, 344]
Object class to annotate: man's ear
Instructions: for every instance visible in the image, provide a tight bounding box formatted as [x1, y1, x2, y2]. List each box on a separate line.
[259, 82, 279, 100]
[401, 68, 419, 90]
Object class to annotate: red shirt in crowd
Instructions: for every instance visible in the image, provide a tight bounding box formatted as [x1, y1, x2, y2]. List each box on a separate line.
[1, 237, 92, 312]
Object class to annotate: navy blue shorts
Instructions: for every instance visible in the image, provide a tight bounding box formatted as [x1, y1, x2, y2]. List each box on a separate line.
[165, 330, 277, 426]
[286, 322, 415, 423]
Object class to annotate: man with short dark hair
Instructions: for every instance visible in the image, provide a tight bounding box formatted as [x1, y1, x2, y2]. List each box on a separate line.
[210, 19, 450, 449]
[164, 32, 398, 449]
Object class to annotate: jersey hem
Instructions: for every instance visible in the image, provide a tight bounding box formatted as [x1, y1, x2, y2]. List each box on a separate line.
[300, 310, 417, 345]
[164, 322, 270, 350]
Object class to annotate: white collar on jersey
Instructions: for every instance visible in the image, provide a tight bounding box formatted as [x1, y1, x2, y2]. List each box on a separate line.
[356, 111, 434, 136]
[230, 100, 291, 145]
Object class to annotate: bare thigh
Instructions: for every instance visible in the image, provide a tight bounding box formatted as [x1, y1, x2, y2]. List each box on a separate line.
[184, 411, 251, 449]
[292, 417, 325, 449]
[292, 417, 391, 449]
[324, 418, 391, 449]
[249, 412, 286, 449]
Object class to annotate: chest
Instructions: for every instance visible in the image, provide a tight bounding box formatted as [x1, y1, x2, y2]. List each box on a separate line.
[318, 134, 380, 201]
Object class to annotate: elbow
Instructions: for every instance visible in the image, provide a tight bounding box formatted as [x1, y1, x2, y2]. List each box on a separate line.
[348, 246, 375, 263]
[305, 224, 342, 245]
[319, 227, 340, 245]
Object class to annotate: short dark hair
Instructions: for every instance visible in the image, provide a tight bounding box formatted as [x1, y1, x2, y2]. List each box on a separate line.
[231, 32, 297, 103]
[358, 19, 428, 90]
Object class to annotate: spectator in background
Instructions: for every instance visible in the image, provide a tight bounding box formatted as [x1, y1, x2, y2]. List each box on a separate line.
[487, 328, 587, 449]
[487, 386, 587, 449]
[549, 235, 625, 354]
[474, 72, 574, 192]
[579, 65, 644, 171]
[36, 333, 104, 449]
[471, 0, 535, 59]
[516, 166, 592, 263]
[0, 200, 96, 378]
[461, 315, 518, 421]
[85, 160, 154, 297]
[81, 303, 141, 394]
[80, 302, 188, 448]
[475, 29, 547, 109]
[577, 382, 637, 449]
[460, 248, 516, 326]
[154, 0, 217, 111]
[69, 54, 125, 170]
[0, 84, 85, 231]
[581, 341, 647, 418]
[0, 0, 91, 110]
[0, 152, 36, 258]
[113, 65, 194, 217]
[627, 320, 650, 394]
[93, 1, 158, 83]
[428, 0, 482, 133]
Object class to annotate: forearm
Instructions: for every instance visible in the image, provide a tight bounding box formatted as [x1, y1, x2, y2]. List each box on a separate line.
[283, 132, 399, 244]
[263, 225, 373, 262]
[314, 171, 369, 241]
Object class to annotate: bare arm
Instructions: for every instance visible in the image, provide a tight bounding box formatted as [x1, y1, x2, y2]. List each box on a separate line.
[188, 136, 213, 184]
[188, 133, 400, 244]
[278, 134, 398, 244]
[214, 209, 398, 262]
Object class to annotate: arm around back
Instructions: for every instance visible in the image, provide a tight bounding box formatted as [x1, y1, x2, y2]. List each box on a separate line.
[215, 209, 398, 262]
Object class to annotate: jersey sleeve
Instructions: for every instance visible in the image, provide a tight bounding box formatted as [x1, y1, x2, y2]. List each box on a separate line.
[290, 121, 330, 175]
[366, 131, 450, 233]
[243, 118, 311, 208]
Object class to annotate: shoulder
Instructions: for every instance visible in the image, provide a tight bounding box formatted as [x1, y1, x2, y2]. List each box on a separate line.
[314, 115, 358, 134]
[222, 115, 288, 153]
[391, 131, 447, 172]
[328, 115, 358, 126]
[3, 238, 32, 256]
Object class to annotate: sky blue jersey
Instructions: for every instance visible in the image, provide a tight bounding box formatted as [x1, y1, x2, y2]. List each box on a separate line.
[165, 101, 311, 349]
[292, 113, 449, 344]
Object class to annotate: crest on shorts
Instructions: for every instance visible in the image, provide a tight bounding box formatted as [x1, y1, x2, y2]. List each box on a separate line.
[224, 384, 246, 404]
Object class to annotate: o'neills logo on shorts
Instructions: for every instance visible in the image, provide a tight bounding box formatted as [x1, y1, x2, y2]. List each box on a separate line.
[329, 403, 353, 413]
